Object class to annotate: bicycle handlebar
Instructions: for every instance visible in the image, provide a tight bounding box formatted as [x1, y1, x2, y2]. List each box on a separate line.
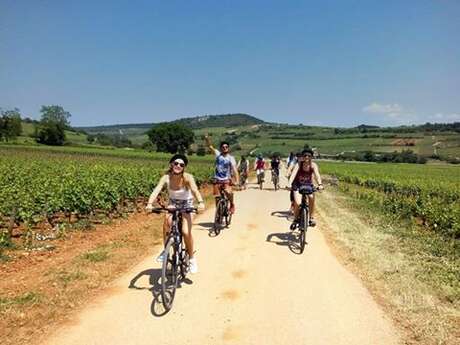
[289, 185, 323, 193]
[150, 206, 198, 214]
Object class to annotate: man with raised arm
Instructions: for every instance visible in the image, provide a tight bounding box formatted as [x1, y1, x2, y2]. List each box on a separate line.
[205, 135, 239, 214]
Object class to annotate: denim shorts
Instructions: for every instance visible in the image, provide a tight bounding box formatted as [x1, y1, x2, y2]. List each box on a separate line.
[169, 198, 194, 209]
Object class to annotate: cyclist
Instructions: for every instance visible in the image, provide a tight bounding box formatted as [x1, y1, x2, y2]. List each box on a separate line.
[237, 155, 249, 190]
[288, 148, 323, 227]
[286, 152, 303, 213]
[146, 154, 205, 274]
[270, 154, 281, 189]
[254, 154, 266, 185]
[287, 152, 295, 167]
[205, 135, 239, 214]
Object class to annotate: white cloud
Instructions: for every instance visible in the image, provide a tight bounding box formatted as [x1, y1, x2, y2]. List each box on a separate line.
[430, 113, 460, 122]
[362, 102, 404, 115]
[362, 102, 417, 124]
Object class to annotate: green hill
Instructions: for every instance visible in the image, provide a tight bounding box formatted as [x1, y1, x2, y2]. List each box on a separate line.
[78, 113, 264, 134]
[169, 113, 264, 129]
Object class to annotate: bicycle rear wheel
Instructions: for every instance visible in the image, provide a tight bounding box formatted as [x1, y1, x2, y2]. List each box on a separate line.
[161, 236, 179, 311]
[298, 208, 308, 254]
[273, 174, 279, 191]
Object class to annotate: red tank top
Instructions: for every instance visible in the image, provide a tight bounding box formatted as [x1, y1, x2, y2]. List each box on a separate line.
[294, 164, 313, 185]
[256, 160, 265, 169]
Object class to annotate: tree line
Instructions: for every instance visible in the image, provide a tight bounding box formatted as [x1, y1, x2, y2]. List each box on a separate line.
[0, 105, 71, 145]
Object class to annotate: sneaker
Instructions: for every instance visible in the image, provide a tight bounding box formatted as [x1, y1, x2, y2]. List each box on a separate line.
[229, 204, 235, 214]
[189, 257, 198, 274]
[309, 218, 317, 227]
[156, 251, 166, 263]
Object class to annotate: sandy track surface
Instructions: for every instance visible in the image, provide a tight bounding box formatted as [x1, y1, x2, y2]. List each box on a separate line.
[45, 172, 400, 345]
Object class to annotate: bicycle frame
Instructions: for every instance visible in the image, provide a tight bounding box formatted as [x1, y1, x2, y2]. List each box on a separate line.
[212, 185, 231, 235]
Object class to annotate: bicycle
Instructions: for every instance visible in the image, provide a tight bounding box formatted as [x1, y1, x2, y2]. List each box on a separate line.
[239, 171, 248, 190]
[271, 169, 280, 191]
[151, 206, 197, 311]
[213, 185, 232, 235]
[257, 170, 265, 190]
[289, 185, 318, 254]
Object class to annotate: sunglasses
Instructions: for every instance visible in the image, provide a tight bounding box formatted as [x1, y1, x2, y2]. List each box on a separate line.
[303, 154, 312, 158]
[221, 145, 229, 149]
[173, 161, 185, 168]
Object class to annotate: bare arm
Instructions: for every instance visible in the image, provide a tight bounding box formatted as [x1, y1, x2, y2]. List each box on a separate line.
[312, 163, 323, 187]
[231, 158, 240, 184]
[204, 134, 216, 153]
[186, 173, 204, 204]
[146, 175, 168, 207]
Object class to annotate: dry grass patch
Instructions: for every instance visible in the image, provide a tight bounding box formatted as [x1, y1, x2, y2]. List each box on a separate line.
[317, 187, 459, 345]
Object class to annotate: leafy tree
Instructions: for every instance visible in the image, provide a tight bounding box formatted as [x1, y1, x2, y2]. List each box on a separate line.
[363, 151, 375, 162]
[196, 144, 207, 156]
[0, 108, 22, 142]
[147, 123, 194, 153]
[87, 134, 96, 143]
[36, 105, 71, 145]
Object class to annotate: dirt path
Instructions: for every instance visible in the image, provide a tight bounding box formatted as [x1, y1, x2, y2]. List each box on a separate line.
[45, 171, 401, 345]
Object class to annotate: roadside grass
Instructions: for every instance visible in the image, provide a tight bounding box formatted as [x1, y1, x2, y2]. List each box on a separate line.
[317, 186, 459, 345]
[0, 292, 43, 312]
[80, 247, 110, 263]
[55, 270, 88, 287]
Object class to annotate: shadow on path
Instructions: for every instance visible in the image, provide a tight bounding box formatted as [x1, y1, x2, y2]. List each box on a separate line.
[270, 210, 293, 220]
[129, 268, 193, 317]
[266, 231, 307, 255]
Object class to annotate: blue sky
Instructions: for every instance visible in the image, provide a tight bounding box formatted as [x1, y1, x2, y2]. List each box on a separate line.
[1, 0, 459, 127]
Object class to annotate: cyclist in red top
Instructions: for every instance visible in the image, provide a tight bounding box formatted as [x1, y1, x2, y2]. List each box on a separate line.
[254, 154, 266, 186]
[288, 149, 323, 226]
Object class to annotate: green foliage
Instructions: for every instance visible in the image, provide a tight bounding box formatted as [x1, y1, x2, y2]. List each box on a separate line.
[0, 108, 22, 142]
[147, 123, 194, 153]
[36, 105, 71, 145]
[0, 147, 213, 236]
[321, 161, 460, 238]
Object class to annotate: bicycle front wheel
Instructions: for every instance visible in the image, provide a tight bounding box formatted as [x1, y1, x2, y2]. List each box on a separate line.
[213, 200, 224, 235]
[298, 208, 308, 254]
[224, 200, 232, 227]
[161, 236, 179, 311]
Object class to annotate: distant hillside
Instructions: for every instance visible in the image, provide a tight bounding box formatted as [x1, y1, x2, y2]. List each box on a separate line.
[168, 113, 264, 129]
[78, 113, 264, 134]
